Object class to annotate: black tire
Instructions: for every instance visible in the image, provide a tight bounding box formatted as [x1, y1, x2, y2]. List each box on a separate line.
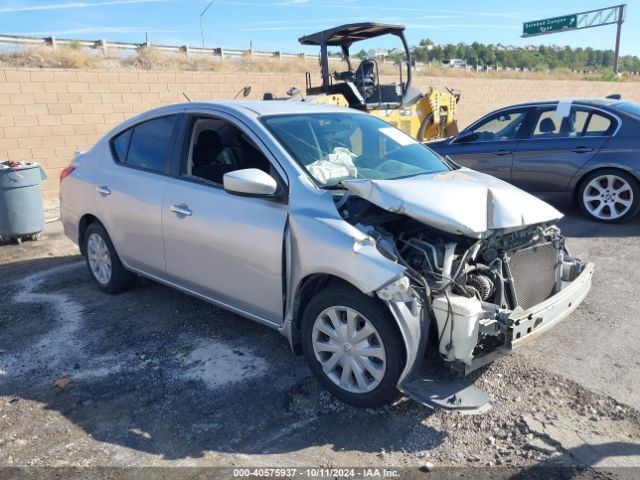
[417, 113, 434, 142]
[84, 222, 135, 294]
[578, 169, 640, 223]
[301, 285, 405, 408]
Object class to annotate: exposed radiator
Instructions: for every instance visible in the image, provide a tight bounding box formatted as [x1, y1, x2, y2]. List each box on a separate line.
[508, 242, 559, 310]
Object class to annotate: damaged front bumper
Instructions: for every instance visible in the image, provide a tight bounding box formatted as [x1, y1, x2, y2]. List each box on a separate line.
[388, 261, 594, 413]
[462, 261, 595, 376]
[508, 261, 594, 349]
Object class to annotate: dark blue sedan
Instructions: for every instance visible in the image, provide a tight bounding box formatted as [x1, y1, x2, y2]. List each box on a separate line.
[428, 98, 640, 222]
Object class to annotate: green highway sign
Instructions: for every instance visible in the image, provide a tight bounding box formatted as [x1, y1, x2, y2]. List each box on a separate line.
[523, 14, 578, 36]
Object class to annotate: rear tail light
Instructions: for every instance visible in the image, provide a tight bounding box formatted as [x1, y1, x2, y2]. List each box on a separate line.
[60, 165, 76, 182]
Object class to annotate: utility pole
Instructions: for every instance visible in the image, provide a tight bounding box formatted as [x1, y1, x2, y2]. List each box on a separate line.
[613, 4, 625, 74]
[200, 0, 216, 48]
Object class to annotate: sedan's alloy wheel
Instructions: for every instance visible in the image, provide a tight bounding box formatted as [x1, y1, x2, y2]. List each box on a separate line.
[311, 306, 387, 394]
[87, 232, 112, 285]
[582, 174, 634, 221]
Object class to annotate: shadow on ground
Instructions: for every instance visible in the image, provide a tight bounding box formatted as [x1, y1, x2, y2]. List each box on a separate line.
[0, 255, 444, 462]
[554, 206, 640, 239]
[510, 441, 640, 479]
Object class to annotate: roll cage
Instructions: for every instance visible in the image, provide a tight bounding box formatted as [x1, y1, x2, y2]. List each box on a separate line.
[298, 23, 416, 109]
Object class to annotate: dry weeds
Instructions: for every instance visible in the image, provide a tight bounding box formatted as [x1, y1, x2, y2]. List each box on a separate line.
[1, 45, 638, 82]
[0, 45, 99, 69]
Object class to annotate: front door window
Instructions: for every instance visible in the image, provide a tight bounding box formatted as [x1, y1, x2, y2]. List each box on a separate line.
[461, 110, 528, 143]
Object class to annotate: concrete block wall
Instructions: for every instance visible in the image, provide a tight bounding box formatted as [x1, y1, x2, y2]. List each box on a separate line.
[1, 68, 638, 198]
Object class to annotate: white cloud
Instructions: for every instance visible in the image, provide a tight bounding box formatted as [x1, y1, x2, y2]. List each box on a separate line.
[406, 23, 520, 30]
[0, 0, 165, 14]
[243, 25, 315, 31]
[437, 9, 530, 19]
[217, 0, 422, 10]
[11, 26, 180, 36]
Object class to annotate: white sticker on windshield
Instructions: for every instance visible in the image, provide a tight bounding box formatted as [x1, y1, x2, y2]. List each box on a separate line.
[379, 127, 416, 146]
[555, 100, 572, 119]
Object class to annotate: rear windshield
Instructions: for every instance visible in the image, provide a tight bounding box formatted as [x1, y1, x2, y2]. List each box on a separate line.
[613, 101, 640, 118]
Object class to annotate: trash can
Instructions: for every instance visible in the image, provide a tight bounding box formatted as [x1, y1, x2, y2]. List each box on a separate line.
[0, 162, 47, 245]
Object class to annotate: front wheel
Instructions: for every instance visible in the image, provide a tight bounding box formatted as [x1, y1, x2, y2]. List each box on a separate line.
[301, 285, 405, 408]
[578, 169, 640, 222]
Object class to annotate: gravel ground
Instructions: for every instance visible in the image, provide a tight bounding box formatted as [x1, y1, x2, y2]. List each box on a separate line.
[1, 207, 639, 478]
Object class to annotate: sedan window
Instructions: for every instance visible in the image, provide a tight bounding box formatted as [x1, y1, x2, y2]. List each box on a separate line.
[183, 117, 272, 185]
[529, 107, 614, 139]
[531, 111, 562, 138]
[262, 113, 449, 187]
[127, 115, 177, 172]
[109, 115, 178, 173]
[462, 110, 528, 143]
[111, 128, 132, 164]
[583, 112, 613, 136]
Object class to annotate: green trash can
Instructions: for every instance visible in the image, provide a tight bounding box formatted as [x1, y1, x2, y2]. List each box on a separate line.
[0, 162, 47, 245]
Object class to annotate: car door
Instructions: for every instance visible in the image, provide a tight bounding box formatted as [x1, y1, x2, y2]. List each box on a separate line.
[96, 113, 180, 278]
[437, 108, 531, 183]
[162, 111, 289, 325]
[512, 105, 615, 200]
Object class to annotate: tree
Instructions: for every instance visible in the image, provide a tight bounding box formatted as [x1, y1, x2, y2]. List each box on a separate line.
[415, 38, 640, 73]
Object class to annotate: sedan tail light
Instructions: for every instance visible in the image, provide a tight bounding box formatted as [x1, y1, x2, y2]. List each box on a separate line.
[60, 165, 76, 182]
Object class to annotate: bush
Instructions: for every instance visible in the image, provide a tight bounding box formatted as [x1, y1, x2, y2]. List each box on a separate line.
[0, 45, 97, 69]
[582, 69, 620, 82]
[128, 46, 165, 70]
[600, 69, 619, 82]
[67, 40, 82, 50]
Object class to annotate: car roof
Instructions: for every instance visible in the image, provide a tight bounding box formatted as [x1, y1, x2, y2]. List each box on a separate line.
[503, 98, 623, 109]
[143, 100, 362, 118]
[212, 100, 363, 116]
[110, 100, 365, 135]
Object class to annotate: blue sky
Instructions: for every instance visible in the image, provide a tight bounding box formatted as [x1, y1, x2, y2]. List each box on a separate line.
[1, 0, 639, 56]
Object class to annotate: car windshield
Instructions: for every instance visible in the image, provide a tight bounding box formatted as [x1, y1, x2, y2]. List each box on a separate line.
[261, 113, 449, 187]
[613, 101, 640, 119]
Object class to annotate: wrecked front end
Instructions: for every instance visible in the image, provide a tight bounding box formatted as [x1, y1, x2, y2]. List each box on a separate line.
[337, 173, 594, 412]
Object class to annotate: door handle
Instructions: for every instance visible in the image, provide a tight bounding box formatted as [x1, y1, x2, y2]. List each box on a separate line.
[493, 149, 512, 156]
[96, 185, 111, 196]
[571, 146, 594, 153]
[170, 204, 192, 217]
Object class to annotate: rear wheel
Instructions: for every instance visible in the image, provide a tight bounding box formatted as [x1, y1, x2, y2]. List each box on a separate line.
[578, 169, 640, 222]
[301, 285, 405, 408]
[84, 223, 135, 293]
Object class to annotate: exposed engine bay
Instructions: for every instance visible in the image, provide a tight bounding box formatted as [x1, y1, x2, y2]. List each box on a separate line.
[336, 193, 587, 376]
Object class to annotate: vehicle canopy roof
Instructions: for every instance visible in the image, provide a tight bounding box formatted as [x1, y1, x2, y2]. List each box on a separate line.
[298, 22, 405, 48]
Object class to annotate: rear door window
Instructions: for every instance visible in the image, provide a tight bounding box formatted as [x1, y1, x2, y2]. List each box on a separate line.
[127, 115, 178, 172]
[110, 115, 177, 173]
[529, 106, 615, 139]
[531, 111, 562, 137]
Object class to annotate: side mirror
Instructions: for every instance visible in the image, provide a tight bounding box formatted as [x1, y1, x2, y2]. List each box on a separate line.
[223, 168, 278, 196]
[455, 131, 477, 144]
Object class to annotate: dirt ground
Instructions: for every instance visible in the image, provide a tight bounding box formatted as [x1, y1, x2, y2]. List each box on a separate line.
[1, 206, 640, 479]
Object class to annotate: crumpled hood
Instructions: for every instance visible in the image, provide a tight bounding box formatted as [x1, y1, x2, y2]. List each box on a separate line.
[341, 169, 563, 238]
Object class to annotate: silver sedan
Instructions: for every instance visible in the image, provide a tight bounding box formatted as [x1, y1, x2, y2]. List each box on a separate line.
[60, 101, 593, 411]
